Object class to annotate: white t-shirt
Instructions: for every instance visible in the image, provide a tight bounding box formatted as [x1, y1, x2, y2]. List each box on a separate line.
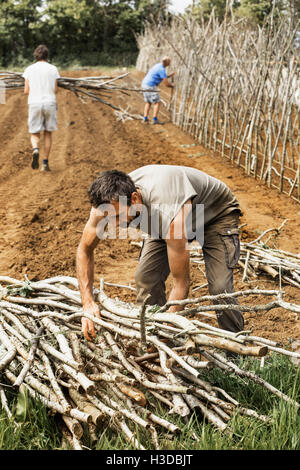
[129, 165, 240, 239]
[23, 61, 60, 105]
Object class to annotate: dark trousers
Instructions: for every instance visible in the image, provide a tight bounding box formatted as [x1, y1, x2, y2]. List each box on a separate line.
[135, 210, 244, 333]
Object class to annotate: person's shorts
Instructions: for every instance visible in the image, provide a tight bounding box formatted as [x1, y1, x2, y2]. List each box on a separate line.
[143, 86, 160, 104]
[28, 103, 58, 134]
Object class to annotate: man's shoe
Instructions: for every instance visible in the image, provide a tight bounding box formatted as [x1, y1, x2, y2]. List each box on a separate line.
[152, 118, 164, 125]
[41, 162, 51, 172]
[31, 148, 39, 169]
[143, 119, 149, 124]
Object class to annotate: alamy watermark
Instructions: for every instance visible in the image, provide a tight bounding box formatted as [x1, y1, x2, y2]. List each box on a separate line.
[94, 197, 204, 246]
[0, 80, 6, 104]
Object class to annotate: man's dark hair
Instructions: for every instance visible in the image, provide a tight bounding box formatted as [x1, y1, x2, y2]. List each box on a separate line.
[34, 44, 49, 61]
[88, 170, 136, 207]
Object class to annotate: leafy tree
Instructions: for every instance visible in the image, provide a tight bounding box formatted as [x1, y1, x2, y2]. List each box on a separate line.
[41, 0, 99, 57]
[97, 0, 171, 53]
[0, 0, 43, 65]
[235, 0, 286, 26]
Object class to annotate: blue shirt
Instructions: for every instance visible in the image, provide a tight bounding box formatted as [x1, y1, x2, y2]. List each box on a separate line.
[142, 63, 167, 88]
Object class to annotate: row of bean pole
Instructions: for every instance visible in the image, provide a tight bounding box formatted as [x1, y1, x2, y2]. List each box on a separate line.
[0, 256, 299, 449]
[136, 7, 300, 201]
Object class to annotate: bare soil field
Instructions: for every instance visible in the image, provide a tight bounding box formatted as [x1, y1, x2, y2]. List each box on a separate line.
[0, 69, 299, 343]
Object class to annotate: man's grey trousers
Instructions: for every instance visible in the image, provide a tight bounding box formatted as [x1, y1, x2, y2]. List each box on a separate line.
[135, 210, 244, 333]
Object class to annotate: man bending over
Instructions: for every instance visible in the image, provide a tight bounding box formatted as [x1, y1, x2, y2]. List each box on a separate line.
[76, 165, 244, 341]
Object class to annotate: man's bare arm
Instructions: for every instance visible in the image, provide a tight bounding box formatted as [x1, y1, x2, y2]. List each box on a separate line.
[76, 208, 101, 340]
[165, 204, 191, 312]
[162, 77, 175, 88]
[24, 79, 29, 95]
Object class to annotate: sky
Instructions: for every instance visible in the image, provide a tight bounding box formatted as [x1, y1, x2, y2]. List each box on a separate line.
[169, 0, 194, 14]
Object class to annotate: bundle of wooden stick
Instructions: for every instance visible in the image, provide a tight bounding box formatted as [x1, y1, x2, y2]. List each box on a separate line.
[0, 275, 299, 449]
[0, 71, 144, 121]
[188, 221, 300, 290]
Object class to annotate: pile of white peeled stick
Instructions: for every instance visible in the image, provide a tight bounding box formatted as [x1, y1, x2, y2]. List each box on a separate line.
[0, 275, 299, 450]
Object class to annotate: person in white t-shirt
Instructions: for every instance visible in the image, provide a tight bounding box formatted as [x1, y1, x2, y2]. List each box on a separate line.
[23, 45, 60, 171]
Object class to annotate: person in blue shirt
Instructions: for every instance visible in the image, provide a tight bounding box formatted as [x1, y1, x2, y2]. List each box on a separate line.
[141, 56, 175, 124]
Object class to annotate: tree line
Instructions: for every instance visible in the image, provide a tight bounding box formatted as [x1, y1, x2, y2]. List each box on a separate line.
[0, 0, 299, 68]
[0, 0, 170, 67]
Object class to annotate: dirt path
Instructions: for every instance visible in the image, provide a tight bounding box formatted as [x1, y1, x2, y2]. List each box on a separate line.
[0, 69, 299, 343]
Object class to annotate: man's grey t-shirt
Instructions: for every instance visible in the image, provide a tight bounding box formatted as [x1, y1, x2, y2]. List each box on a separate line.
[129, 165, 240, 240]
